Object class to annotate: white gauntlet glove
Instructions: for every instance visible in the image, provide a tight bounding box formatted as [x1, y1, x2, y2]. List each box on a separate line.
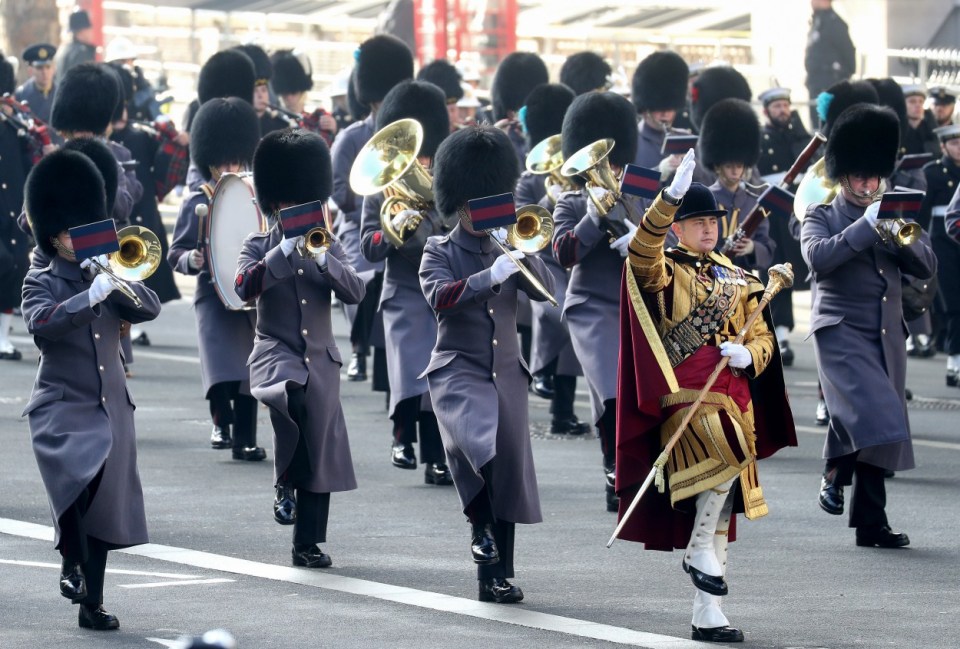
[666, 149, 696, 201]
[490, 227, 509, 244]
[79, 254, 108, 272]
[279, 235, 299, 257]
[658, 154, 681, 182]
[490, 250, 525, 285]
[862, 201, 881, 228]
[585, 187, 613, 226]
[187, 249, 205, 270]
[609, 221, 638, 257]
[314, 251, 328, 268]
[390, 209, 421, 232]
[88, 273, 115, 307]
[719, 341, 751, 369]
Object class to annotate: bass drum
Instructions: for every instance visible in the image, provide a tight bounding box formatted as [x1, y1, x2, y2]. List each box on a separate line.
[204, 172, 266, 310]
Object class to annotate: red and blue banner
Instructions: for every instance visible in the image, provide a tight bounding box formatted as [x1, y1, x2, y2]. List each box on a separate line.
[660, 134, 698, 156]
[620, 163, 661, 199]
[758, 185, 795, 218]
[69, 219, 119, 260]
[878, 191, 924, 219]
[468, 193, 518, 231]
[893, 153, 933, 174]
[280, 200, 327, 238]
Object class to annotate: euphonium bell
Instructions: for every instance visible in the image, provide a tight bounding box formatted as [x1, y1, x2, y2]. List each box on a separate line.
[792, 157, 841, 219]
[526, 135, 570, 205]
[561, 138, 621, 215]
[508, 205, 554, 253]
[350, 118, 434, 248]
[110, 225, 162, 282]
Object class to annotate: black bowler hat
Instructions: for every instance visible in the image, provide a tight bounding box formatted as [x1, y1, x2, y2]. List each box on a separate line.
[23, 43, 56, 66]
[674, 183, 726, 221]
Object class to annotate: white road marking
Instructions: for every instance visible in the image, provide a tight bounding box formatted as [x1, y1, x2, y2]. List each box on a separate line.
[794, 425, 960, 450]
[0, 518, 711, 649]
[120, 578, 234, 589]
[0, 558, 202, 579]
[145, 639, 180, 648]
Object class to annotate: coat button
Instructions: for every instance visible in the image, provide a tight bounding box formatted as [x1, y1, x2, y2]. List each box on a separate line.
[950, 181, 955, 188]
[301, 299, 307, 305]
[1, 183, 6, 189]
[301, 329, 308, 335]
[101, 396, 107, 403]
[492, 372, 497, 379]
[772, 165, 779, 172]
[488, 308, 494, 315]
[305, 357, 310, 363]
[94, 333, 101, 340]
[492, 339, 498, 346]
[879, 269, 884, 275]
[298, 269, 304, 275]
[882, 296, 887, 302]
[768, 148, 774, 154]
[99, 365, 105, 371]
[881, 328, 887, 335]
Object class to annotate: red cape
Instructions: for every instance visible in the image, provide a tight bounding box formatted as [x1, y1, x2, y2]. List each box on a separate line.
[614, 267, 797, 550]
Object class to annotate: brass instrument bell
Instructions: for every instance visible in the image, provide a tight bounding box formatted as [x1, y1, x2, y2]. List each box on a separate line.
[561, 138, 621, 216]
[111, 225, 162, 282]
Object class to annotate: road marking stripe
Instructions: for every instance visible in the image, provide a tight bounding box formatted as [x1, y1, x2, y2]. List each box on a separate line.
[0, 558, 201, 579]
[120, 578, 235, 589]
[0, 518, 711, 649]
[794, 425, 960, 450]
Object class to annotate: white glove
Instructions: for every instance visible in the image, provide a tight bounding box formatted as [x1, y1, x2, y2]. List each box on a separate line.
[666, 149, 696, 200]
[490, 250, 525, 285]
[719, 341, 752, 369]
[314, 251, 328, 268]
[88, 273, 115, 307]
[79, 254, 109, 271]
[658, 154, 681, 181]
[187, 249, 205, 270]
[390, 209, 421, 232]
[491, 227, 508, 244]
[279, 235, 298, 257]
[585, 186, 613, 225]
[609, 221, 638, 257]
[546, 183, 563, 203]
[863, 201, 881, 228]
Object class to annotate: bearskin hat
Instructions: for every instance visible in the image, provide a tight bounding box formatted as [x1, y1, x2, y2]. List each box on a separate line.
[347, 68, 370, 121]
[560, 52, 612, 96]
[817, 80, 878, 136]
[234, 44, 272, 85]
[271, 50, 313, 95]
[108, 62, 135, 107]
[0, 57, 14, 95]
[824, 104, 900, 181]
[197, 49, 255, 105]
[491, 52, 549, 121]
[417, 59, 464, 102]
[354, 35, 414, 105]
[868, 78, 907, 126]
[433, 125, 520, 217]
[190, 97, 260, 181]
[561, 91, 638, 168]
[377, 80, 450, 160]
[253, 129, 332, 214]
[26, 149, 107, 255]
[674, 182, 726, 221]
[51, 63, 120, 135]
[631, 50, 689, 113]
[62, 137, 120, 217]
[690, 66, 751, 132]
[522, 83, 576, 147]
[699, 99, 761, 169]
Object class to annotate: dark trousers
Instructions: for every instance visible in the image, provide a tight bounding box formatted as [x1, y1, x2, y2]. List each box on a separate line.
[825, 452, 889, 529]
[770, 288, 795, 332]
[57, 471, 111, 606]
[391, 395, 444, 463]
[464, 462, 516, 580]
[208, 380, 258, 448]
[550, 374, 577, 421]
[350, 272, 381, 353]
[271, 385, 332, 546]
[599, 399, 617, 467]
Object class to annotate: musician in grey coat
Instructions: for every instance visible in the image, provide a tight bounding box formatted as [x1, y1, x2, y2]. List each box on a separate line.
[359, 81, 456, 482]
[804, 105, 937, 548]
[420, 125, 554, 604]
[237, 129, 365, 568]
[22, 150, 160, 630]
[168, 98, 264, 460]
[631, 51, 690, 175]
[554, 91, 643, 512]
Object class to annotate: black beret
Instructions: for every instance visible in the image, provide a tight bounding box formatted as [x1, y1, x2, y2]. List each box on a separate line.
[561, 91, 638, 168]
[632, 50, 689, 113]
[190, 97, 260, 181]
[699, 99, 761, 168]
[354, 35, 414, 105]
[197, 49, 256, 105]
[559, 52, 612, 96]
[26, 149, 107, 255]
[491, 52, 549, 121]
[433, 125, 520, 217]
[253, 128, 332, 214]
[270, 50, 313, 95]
[376, 80, 450, 160]
[417, 59, 464, 102]
[522, 83, 575, 147]
[51, 63, 121, 135]
[825, 104, 900, 181]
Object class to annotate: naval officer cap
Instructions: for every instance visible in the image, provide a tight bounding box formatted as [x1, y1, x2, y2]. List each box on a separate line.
[934, 124, 960, 141]
[23, 43, 56, 66]
[899, 83, 926, 99]
[929, 86, 957, 105]
[759, 87, 791, 107]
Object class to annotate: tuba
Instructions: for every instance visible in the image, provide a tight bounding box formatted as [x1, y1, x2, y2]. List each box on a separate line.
[350, 118, 434, 249]
[525, 134, 572, 206]
[560, 138, 633, 241]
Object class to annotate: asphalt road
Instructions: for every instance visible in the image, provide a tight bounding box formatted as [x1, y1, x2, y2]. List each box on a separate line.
[0, 284, 957, 649]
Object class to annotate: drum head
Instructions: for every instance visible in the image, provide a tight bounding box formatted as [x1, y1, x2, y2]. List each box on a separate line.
[205, 173, 265, 310]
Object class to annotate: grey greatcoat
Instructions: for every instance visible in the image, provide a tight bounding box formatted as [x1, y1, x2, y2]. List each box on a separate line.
[168, 187, 256, 395]
[514, 172, 580, 376]
[360, 192, 454, 415]
[235, 227, 364, 492]
[330, 114, 381, 277]
[22, 256, 160, 547]
[634, 120, 667, 170]
[552, 191, 639, 423]
[802, 194, 937, 470]
[419, 225, 553, 524]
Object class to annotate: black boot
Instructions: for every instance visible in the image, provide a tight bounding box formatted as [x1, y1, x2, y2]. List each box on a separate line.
[478, 577, 523, 603]
[78, 604, 120, 630]
[59, 559, 86, 603]
[273, 483, 296, 525]
[347, 352, 367, 381]
[424, 462, 453, 485]
[391, 442, 417, 469]
[210, 425, 231, 449]
[815, 399, 829, 426]
[856, 525, 910, 548]
[691, 625, 744, 643]
[604, 461, 619, 513]
[818, 468, 844, 515]
[470, 523, 499, 565]
[292, 544, 333, 568]
[232, 446, 266, 461]
[530, 373, 554, 399]
[779, 341, 794, 367]
[947, 369, 959, 387]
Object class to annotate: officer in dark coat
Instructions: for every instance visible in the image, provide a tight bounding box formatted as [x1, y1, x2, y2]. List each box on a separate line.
[0, 57, 33, 360]
[928, 86, 956, 128]
[559, 51, 611, 96]
[805, 104, 937, 548]
[168, 97, 264, 460]
[489, 52, 549, 163]
[922, 125, 960, 386]
[236, 128, 365, 568]
[514, 82, 587, 434]
[22, 149, 160, 630]
[15, 43, 58, 127]
[420, 125, 554, 604]
[234, 44, 290, 137]
[331, 35, 413, 382]
[901, 83, 940, 158]
[54, 9, 98, 86]
[358, 80, 454, 482]
[804, 0, 856, 127]
[553, 92, 642, 512]
[631, 50, 689, 172]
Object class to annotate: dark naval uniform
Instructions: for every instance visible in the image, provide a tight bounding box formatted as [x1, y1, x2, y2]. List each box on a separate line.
[0, 118, 33, 316]
[926, 157, 960, 380]
[15, 77, 56, 125]
[758, 112, 810, 182]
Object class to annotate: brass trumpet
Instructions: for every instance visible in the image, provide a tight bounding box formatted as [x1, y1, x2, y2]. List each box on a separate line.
[490, 204, 558, 307]
[525, 134, 572, 206]
[350, 118, 434, 248]
[560, 138, 634, 241]
[297, 226, 332, 258]
[876, 216, 921, 247]
[91, 225, 162, 309]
